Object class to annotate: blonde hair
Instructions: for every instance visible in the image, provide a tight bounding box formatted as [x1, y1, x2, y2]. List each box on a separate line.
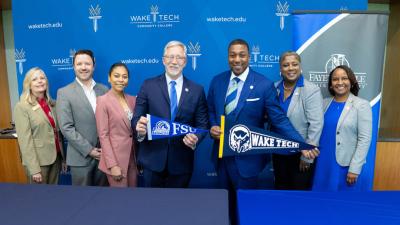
[20, 67, 54, 106]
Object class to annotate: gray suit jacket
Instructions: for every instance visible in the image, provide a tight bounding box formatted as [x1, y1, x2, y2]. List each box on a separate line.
[276, 79, 324, 163]
[276, 79, 324, 146]
[56, 80, 108, 166]
[323, 94, 372, 174]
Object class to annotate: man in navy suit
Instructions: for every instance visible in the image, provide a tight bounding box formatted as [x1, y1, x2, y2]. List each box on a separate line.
[134, 40, 208, 188]
[208, 39, 319, 224]
[208, 39, 319, 189]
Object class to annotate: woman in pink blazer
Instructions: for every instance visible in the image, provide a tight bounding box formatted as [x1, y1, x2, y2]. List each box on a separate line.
[96, 63, 137, 187]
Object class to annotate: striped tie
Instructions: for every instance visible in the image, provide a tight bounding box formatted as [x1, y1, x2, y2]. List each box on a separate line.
[225, 77, 240, 115]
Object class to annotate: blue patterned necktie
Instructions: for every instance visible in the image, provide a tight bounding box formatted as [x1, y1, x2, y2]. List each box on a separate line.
[225, 77, 240, 115]
[169, 80, 177, 121]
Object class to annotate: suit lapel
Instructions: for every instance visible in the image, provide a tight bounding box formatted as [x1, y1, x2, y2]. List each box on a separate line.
[176, 76, 189, 118]
[233, 71, 255, 121]
[287, 88, 300, 117]
[158, 75, 170, 109]
[73, 81, 94, 114]
[218, 72, 231, 115]
[108, 91, 131, 131]
[32, 103, 51, 126]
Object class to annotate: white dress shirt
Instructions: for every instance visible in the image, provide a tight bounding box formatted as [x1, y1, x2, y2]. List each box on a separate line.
[76, 78, 97, 113]
[165, 73, 183, 105]
[226, 67, 249, 108]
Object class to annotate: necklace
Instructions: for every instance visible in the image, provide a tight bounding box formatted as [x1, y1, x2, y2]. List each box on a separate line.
[283, 82, 294, 91]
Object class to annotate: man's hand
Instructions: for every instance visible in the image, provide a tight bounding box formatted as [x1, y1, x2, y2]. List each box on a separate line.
[301, 148, 320, 160]
[89, 148, 101, 160]
[210, 126, 221, 140]
[136, 116, 148, 137]
[183, 133, 199, 150]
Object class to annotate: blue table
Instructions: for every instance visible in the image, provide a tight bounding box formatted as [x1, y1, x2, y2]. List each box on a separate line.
[0, 183, 228, 225]
[237, 190, 400, 225]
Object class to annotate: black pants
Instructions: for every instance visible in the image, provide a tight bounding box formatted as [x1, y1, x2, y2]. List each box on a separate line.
[272, 153, 315, 190]
[141, 167, 191, 188]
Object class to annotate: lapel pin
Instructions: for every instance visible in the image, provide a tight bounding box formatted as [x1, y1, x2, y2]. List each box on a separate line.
[185, 88, 189, 92]
[250, 85, 254, 90]
[32, 105, 40, 111]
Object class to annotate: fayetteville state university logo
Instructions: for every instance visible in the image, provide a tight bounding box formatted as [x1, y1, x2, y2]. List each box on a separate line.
[88, 4, 102, 32]
[187, 42, 201, 71]
[152, 120, 170, 136]
[308, 54, 367, 88]
[250, 45, 280, 68]
[15, 48, 26, 75]
[276, 1, 289, 31]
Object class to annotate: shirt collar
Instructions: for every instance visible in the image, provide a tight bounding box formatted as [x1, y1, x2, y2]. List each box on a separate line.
[230, 67, 249, 83]
[76, 78, 96, 90]
[297, 75, 304, 87]
[278, 75, 305, 90]
[165, 73, 183, 86]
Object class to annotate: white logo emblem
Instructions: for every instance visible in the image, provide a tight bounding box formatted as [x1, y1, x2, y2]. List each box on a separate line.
[150, 5, 159, 22]
[276, 1, 289, 31]
[51, 49, 76, 71]
[152, 120, 170, 135]
[130, 5, 180, 29]
[187, 42, 201, 71]
[88, 4, 102, 32]
[250, 45, 280, 68]
[325, 54, 350, 73]
[15, 48, 26, 75]
[308, 54, 367, 88]
[229, 125, 251, 153]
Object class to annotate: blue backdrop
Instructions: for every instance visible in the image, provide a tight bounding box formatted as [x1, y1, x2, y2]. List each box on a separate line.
[12, 0, 367, 187]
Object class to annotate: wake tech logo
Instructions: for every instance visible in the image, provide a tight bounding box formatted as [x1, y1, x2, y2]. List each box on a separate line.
[275, 1, 289, 31]
[130, 5, 181, 29]
[250, 45, 280, 68]
[228, 124, 300, 154]
[51, 49, 76, 71]
[187, 42, 201, 71]
[15, 48, 26, 75]
[229, 125, 251, 153]
[88, 4, 102, 32]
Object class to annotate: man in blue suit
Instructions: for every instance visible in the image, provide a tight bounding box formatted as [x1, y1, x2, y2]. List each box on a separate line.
[208, 39, 319, 189]
[134, 40, 209, 188]
[208, 39, 318, 224]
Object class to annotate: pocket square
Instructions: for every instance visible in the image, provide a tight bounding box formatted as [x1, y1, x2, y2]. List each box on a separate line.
[246, 98, 260, 102]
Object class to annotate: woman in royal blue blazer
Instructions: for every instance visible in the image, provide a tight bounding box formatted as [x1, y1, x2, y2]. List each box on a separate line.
[313, 65, 372, 191]
[273, 51, 324, 190]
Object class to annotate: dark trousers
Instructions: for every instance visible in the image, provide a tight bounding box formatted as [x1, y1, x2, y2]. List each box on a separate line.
[218, 157, 259, 225]
[70, 159, 108, 186]
[141, 167, 191, 188]
[272, 153, 315, 190]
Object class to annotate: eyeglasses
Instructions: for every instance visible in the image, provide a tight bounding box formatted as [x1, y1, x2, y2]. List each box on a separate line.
[163, 55, 186, 63]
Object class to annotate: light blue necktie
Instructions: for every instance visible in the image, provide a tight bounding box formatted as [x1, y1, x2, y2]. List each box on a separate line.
[169, 80, 177, 121]
[225, 77, 240, 115]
